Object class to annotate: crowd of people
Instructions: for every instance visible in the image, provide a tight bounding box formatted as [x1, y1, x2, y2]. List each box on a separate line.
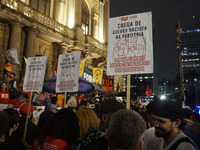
[0, 72, 199, 150]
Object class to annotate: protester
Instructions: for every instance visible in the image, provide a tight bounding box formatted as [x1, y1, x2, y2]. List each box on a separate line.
[8, 93, 28, 109]
[143, 100, 198, 150]
[0, 82, 10, 104]
[68, 94, 77, 108]
[3, 108, 26, 150]
[98, 99, 125, 132]
[107, 109, 146, 150]
[4, 74, 12, 91]
[32, 108, 80, 150]
[10, 80, 23, 99]
[32, 92, 39, 106]
[38, 103, 57, 129]
[12, 103, 39, 148]
[73, 106, 106, 150]
[0, 110, 9, 148]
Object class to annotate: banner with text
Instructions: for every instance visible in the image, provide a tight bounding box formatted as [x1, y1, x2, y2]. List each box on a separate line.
[102, 78, 113, 92]
[56, 52, 81, 93]
[107, 11, 153, 75]
[23, 56, 47, 92]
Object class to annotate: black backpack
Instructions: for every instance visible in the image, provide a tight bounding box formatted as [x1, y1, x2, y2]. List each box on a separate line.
[169, 137, 198, 150]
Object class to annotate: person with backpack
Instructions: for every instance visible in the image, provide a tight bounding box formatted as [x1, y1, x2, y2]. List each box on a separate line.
[142, 100, 198, 150]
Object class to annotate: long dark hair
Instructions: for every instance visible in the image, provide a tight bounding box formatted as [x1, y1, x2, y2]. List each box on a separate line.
[39, 108, 80, 145]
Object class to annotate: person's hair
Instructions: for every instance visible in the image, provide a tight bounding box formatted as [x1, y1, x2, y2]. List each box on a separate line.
[80, 100, 88, 106]
[0, 111, 9, 138]
[39, 108, 79, 145]
[21, 93, 28, 99]
[108, 109, 146, 150]
[76, 106, 99, 136]
[3, 109, 20, 129]
[0, 82, 8, 91]
[10, 72, 16, 77]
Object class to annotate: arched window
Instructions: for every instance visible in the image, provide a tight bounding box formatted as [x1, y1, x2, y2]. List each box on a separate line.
[30, 0, 50, 16]
[81, 2, 89, 35]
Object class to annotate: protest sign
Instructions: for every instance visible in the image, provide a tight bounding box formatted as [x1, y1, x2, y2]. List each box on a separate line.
[79, 63, 85, 77]
[23, 56, 47, 92]
[56, 51, 81, 93]
[107, 11, 153, 75]
[93, 67, 103, 83]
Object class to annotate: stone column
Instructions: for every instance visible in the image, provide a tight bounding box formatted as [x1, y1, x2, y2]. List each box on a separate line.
[74, 0, 82, 27]
[59, 44, 68, 54]
[9, 22, 22, 58]
[9, 22, 22, 79]
[24, 28, 37, 58]
[54, 0, 66, 24]
[104, 0, 110, 44]
[92, 14, 99, 40]
[50, 0, 55, 18]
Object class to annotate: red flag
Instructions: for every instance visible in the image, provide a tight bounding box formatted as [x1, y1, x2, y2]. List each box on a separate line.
[51, 58, 58, 77]
[4, 62, 15, 73]
[146, 88, 152, 96]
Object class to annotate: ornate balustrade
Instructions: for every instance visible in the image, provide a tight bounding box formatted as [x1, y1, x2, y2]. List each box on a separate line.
[0, 0, 107, 55]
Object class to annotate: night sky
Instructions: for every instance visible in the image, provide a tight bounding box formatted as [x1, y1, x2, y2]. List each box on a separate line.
[110, 0, 200, 82]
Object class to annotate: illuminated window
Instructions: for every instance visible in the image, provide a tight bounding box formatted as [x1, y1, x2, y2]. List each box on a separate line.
[30, 0, 50, 16]
[81, 2, 89, 35]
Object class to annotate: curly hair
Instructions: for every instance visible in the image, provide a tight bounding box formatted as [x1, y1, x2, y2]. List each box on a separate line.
[76, 106, 99, 136]
[39, 108, 80, 145]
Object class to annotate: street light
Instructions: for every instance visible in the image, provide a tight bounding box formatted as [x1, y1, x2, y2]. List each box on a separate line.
[175, 21, 185, 107]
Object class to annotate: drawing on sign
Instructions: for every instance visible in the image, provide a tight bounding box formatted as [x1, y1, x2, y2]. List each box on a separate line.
[94, 69, 101, 82]
[110, 36, 150, 73]
[113, 37, 146, 59]
[60, 67, 75, 81]
[28, 68, 41, 79]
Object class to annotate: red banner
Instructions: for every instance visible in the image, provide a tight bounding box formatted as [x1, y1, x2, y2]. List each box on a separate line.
[102, 78, 113, 92]
[146, 88, 152, 96]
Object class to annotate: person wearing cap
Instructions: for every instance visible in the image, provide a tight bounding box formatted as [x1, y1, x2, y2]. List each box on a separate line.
[12, 103, 40, 148]
[143, 100, 198, 150]
[98, 99, 125, 132]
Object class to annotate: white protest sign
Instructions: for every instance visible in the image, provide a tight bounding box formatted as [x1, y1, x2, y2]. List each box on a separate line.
[56, 51, 81, 93]
[107, 11, 153, 75]
[23, 56, 47, 92]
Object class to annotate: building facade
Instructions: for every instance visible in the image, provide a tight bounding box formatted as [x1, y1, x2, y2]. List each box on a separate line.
[0, 0, 126, 92]
[181, 28, 200, 89]
[181, 26, 200, 107]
